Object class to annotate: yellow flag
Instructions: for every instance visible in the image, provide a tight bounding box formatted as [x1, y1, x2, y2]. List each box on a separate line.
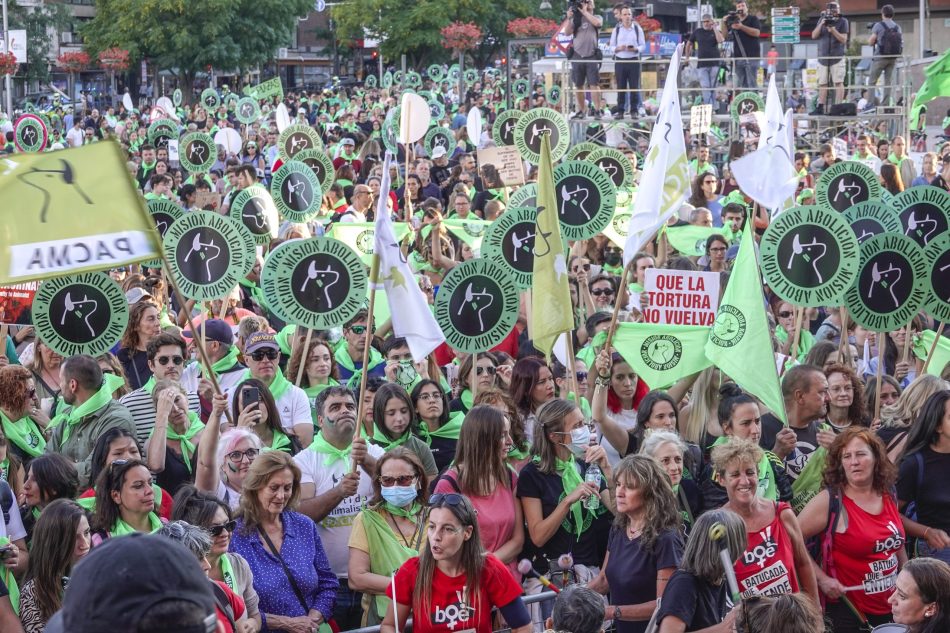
[0, 141, 161, 283]
[530, 133, 574, 360]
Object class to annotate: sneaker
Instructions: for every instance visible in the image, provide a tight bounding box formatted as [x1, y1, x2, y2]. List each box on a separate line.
[570, 111, 585, 120]
[810, 104, 824, 116]
[593, 110, 602, 120]
[614, 110, 624, 119]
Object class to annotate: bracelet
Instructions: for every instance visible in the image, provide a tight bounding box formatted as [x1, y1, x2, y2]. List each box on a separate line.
[595, 375, 611, 388]
[924, 527, 932, 540]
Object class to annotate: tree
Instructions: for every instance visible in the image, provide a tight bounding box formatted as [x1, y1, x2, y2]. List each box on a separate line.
[8, 0, 74, 86]
[334, 0, 535, 69]
[82, 0, 311, 99]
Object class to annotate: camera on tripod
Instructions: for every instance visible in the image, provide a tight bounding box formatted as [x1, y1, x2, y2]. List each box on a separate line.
[725, 11, 740, 26]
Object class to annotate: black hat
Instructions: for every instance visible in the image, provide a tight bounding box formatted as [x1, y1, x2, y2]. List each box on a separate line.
[45, 534, 217, 633]
[182, 318, 234, 346]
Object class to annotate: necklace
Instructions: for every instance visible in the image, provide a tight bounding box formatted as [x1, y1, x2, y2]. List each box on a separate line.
[387, 511, 416, 549]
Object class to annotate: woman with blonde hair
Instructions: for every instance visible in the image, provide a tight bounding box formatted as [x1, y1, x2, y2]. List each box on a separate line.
[679, 367, 725, 450]
[734, 593, 825, 633]
[878, 374, 949, 461]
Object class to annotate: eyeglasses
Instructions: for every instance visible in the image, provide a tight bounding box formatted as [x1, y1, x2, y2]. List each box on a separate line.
[226, 448, 260, 463]
[476, 366, 497, 376]
[418, 392, 442, 401]
[379, 475, 418, 487]
[349, 324, 367, 335]
[208, 520, 237, 537]
[591, 288, 614, 297]
[156, 355, 184, 366]
[777, 311, 793, 318]
[708, 247, 727, 253]
[249, 350, 279, 362]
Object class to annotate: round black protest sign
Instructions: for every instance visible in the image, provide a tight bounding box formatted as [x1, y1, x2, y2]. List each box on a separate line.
[894, 186, 950, 248]
[434, 258, 520, 354]
[33, 272, 128, 358]
[278, 124, 322, 161]
[508, 183, 537, 209]
[481, 207, 538, 289]
[364, 74, 378, 89]
[224, 93, 239, 111]
[294, 148, 335, 195]
[463, 69, 478, 86]
[606, 204, 632, 247]
[729, 91, 765, 122]
[164, 211, 256, 301]
[844, 233, 929, 333]
[425, 126, 454, 157]
[235, 97, 261, 125]
[710, 304, 747, 348]
[428, 64, 445, 82]
[428, 99, 445, 121]
[14, 114, 48, 153]
[547, 85, 562, 105]
[382, 107, 400, 154]
[587, 147, 634, 191]
[406, 71, 422, 89]
[393, 70, 404, 86]
[142, 198, 185, 269]
[448, 65, 460, 83]
[492, 110, 523, 147]
[148, 118, 178, 149]
[201, 88, 219, 110]
[843, 201, 902, 245]
[172, 89, 182, 107]
[260, 237, 368, 330]
[553, 160, 617, 241]
[514, 107, 569, 164]
[513, 79, 530, 100]
[271, 161, 322, 223]
[760, 205, 859, 306]
[230, 185, 279, 245]
[179, 132, 216, 173]
[815, 161, 882, 213]
[565, 142, 601, 162]
[924, 232, 950, 322]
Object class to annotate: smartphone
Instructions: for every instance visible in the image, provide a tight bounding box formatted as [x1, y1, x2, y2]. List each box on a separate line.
[0, 545, 14, 561]
[241, 386, 260, 408]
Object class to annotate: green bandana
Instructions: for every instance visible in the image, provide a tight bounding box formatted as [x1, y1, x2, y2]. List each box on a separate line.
[141, 377, 157, 394]
[203, 346, 240, 379]
[58, 373, 125, 445]
[0, 537, 18, 613]
[267, 429, 293, 454]
[0, 411, 46, 458]
[111, 511, 163, 537]
[219, 554, 236, 590]
[267, 369, 293, 401]
[553, 456, 586, 535]
[418, 411, 464, 444]
[334, 345, 383, 374]
[507, 444, 530, 460]
[383, 501, 422, 519]
[373, 424, 409, 449]
[309, 431, 351, 465]
[459, 389, 473, 412]
[150, 412, 204, 474]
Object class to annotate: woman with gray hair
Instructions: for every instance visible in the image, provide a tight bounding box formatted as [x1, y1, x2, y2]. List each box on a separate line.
[655, 509, 747, 633]
[640, 431, 702, 535]
[158, 520, 252, 633]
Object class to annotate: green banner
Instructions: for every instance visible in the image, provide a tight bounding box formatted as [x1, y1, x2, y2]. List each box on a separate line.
[614, 322, 713, 389]
[326, 221, 411, 267]
[664, 225, 725, 257]
[243, 77, 284, 102]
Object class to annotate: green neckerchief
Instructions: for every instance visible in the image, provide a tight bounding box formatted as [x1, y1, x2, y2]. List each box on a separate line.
[150, 412, 204, 474]
[202, 346, 240, 379]
[361, 507, 420, 618]
[409, 250, 439, 274]
[373, 423, 409, 449]
[775, 325, 814, 362]
[542, 455, 587, 535]
[0, 537, 18, 613]
[238, 278, 270, 313]
[219, 554, 236, 590]
[603, 262, 623, 276]
[710, 435, 778, 501]
[111, 512, 163, 537]
[459, 389, 473, 411]
[309, 431, 352, 465]
[336, 178, 354, 189]
[141, 377, 157, 394]
[267, 429, 293, 454]
[76, 483, 163, 513]
[418, 411, 464, 443]
[383, 501, 422, 519]
[303, 380, 338, 399]
[0, 410, 46, 458]
[57, 374, 124, 445]
[334, 344, 383, 373]
[886, 153, 909, 166]
[507, 444, 530, 460]
[267, 369, 293, 401]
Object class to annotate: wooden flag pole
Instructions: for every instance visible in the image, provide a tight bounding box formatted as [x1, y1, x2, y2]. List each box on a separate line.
[470, 355, 478, 403]
[838, 306, 850, 366]
[565, 331, 580, 406]
[902, 322, 914, 363]
[601, 260, 634, 356]
[874, 331, 886, 422]
[352, 254, 381, 473]
[294, 328, 313, 387]
[789, 307, 805, 363]
[922, 322, 946, 375]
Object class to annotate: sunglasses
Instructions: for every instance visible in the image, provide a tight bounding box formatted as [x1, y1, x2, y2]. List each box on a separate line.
[109, 459, 131, 473]
[208, 520, 237, 537]
[379, 475, 418, 487]
[349, 324, 367, 335]
[226, 448, 260, 463]
[777, 311, 793, 318]
[576, 371, 588, 381]
[573, 263, 591, 272]
[249, 350, 279, 362]
[156, 355, 184, 366]
[429, 493, 465, 507]
[591, 288, 615, 297]
[476, 366, 497, 376]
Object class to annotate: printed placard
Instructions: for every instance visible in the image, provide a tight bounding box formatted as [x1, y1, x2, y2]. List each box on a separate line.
[476, 146, 525, 187]
[643, 269, 720, 326]
[553, 160, 617, 240]
[815, 161, 882, 213]
[164, 211, 256, 301]
[0, 282, 39, 324]
[513, 107, 569, 164]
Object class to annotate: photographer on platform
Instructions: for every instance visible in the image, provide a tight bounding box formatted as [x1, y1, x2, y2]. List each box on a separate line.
[562, 0, 605, 119]
[720, 1, 761, 89]
[811, 2, 849, 115]
[610, 5, 645, 119]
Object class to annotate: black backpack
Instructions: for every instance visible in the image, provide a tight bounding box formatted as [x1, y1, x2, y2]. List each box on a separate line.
[878, 23, 903, 56]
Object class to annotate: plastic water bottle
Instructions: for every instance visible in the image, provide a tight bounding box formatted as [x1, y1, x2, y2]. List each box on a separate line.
[584, 463, 602, 511]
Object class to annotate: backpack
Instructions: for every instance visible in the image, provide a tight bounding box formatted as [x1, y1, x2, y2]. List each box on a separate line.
[878, 23, 902, 56]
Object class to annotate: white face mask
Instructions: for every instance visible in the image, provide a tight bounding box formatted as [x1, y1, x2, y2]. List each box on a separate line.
[565, 425, 591, 458]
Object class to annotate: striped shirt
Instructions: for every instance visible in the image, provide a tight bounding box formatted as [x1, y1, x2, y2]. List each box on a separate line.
[119, 387, 202, 447]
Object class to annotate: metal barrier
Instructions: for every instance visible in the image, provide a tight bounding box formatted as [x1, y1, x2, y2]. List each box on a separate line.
[339, 591, 559, 633]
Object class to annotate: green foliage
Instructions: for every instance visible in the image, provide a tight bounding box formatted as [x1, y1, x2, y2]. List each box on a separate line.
[82, 0, 311, 77]
[334, 0, 536, 67]
[9, 0, 74, 84]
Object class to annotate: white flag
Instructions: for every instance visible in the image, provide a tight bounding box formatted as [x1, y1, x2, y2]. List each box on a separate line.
[623, 47, 690, 266]
[373, 154, 446, 362]
[732, 74, 798, 212]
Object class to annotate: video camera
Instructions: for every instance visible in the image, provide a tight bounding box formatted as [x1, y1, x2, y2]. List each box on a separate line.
[724, 11, 740, 26]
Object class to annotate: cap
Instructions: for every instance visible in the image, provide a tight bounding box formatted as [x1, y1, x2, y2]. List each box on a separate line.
[182, 318, 233, 346]
[125, 287, 154, 305]
[341, 136, 355, 146]
[245, 331, 279, 355]
[45, 534, 216, 633]
[431, 146, 447, 159]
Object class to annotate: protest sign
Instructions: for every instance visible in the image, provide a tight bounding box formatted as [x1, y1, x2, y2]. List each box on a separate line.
[815, 161, 882, 213]
[243, 77, 284, 102]
[163, 212, 256, 301]
[142, 198, 184, 269]
[271, 161, 322, 223]
[178, 132, 216, 173]
[587, 147, 635, 191]
[476, 146, 525, 186]
[327, 221, 410, 267]
[553, 160, 617, 240]
[229, 185, 279, 245]
[514, 107, 569, 164]
[236, 97, 261, 125]
[293, 148, 335, 195]
[33, 272, 128, 357]
[843, 201, 902, 244]
[643, 269, 720, 326]
[492, 110, 522, 147]
[481, 207, 538, 289]
[893, 186, 950, 248]
[14, 114, 48, 153]
[614, 322, 713, 388]
[434, 259, 520, 354]
[507, 183, 536, 209]
[200, 88, 219, 109]
[278, 124, 323, 161]
[923, 232, 950, 322]
[425, 127, 454, 157]
[0, 282, 38, 324]
[565, 142, 601, 161]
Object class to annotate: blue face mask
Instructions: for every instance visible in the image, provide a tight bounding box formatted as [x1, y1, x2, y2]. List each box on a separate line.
[381, 485, 418, 508]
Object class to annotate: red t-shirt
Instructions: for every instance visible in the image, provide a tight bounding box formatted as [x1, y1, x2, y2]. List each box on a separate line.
[733, 502, 800, 598]
[214, 580, 246, 633]
[831, 493, 906, 615]
[387, 554, 522, 633]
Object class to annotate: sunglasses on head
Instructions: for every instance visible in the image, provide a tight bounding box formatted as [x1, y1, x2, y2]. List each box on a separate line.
[379, 475, 417, 487]
[349, 324, 367, 335]
[208, 520, 237, 537]
[476, 366, 497, 376]
[591, 288, 614, 297]
[249, 350, 279, 362]
[429, 492, 465, 507]
[156, 355, 184, 366]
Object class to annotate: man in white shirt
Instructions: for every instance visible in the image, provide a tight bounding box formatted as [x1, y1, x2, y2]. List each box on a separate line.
[295, 386, 380, 630]
[851, 134, 882, 174]
[339, 184, 373, 223]
[610, 6, 645, 118]
[65, 119, 84, 148]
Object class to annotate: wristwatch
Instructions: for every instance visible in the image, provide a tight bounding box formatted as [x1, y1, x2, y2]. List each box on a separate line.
[613, 606, 622, 621]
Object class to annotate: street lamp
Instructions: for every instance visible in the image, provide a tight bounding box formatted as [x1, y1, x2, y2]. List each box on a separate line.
[539, 0, 552, 9]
